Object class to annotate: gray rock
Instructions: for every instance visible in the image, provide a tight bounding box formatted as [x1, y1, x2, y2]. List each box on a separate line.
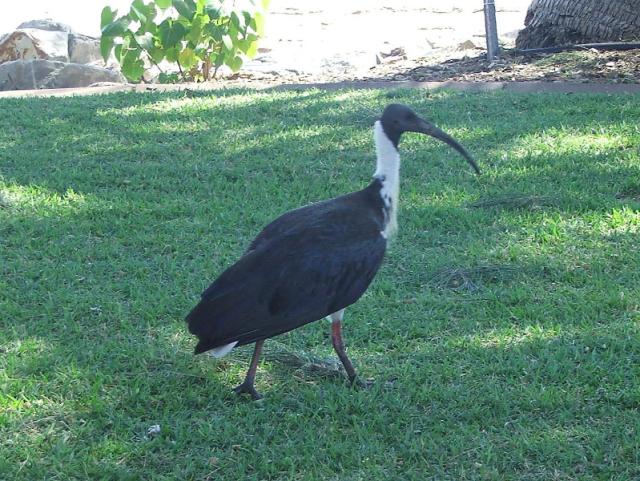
[0, 29, 69, 63]
[42, 62, 125, 88]
[0, 59, 125, 91]
[17, 19, 73, 33]
[69, 33, 101, 64]
[0, 59, 60, 89]
[375, 47, 406, 65]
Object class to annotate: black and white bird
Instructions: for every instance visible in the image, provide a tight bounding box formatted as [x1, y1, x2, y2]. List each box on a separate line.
[186, 104, 479, 400]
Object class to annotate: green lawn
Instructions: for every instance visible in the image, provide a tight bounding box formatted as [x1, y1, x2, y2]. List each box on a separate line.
[1, 87, 639, 480]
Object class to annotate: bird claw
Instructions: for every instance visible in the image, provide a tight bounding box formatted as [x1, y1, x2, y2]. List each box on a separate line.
[351, 377, 374, 389]
[233, 382, 263, 401]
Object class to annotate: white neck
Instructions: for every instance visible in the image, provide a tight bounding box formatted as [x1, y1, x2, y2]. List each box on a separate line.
[373, 121, 400, 237]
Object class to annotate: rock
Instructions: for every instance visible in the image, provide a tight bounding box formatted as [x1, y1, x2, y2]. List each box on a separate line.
[0, 29, 69, 63]
[17, 19, 73, 33]
[0, 18, 124, 90]
[379, 47, 406, 59]
[0, 59, 125, 91]
[457, 40, 478, 51]
[69, 33, 101, 64]
[0, 59, 60, 89]
[146, 425, 161, 438]
[43, 62, 125, 88]
[375, 47, 406, 64]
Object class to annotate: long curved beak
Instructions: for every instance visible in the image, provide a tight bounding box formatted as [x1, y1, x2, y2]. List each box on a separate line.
[416, 119, 480, 175]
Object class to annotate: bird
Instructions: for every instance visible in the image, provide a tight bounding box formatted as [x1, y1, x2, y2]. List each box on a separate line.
[185, 103, 480, 400]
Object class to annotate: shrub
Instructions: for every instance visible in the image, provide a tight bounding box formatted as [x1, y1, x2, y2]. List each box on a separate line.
[100, 0, 269, 82]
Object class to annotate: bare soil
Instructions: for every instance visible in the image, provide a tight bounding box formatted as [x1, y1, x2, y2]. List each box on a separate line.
[233, 48, 640, 86]
[381, 49, 640, 84]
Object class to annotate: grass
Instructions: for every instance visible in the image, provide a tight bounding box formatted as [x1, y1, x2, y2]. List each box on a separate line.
[1, 87, 639, 480]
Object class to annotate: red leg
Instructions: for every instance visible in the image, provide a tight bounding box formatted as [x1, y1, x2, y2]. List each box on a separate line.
[330, 316, 358, 384]
[233, 340, 264, 400]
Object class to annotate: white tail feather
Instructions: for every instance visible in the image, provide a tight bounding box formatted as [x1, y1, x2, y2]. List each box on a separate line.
[207, 341, 238, 358]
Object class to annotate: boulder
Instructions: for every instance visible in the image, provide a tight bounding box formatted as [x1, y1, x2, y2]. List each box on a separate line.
[0, 59, 59, 89]
[69, 33, 102, 64]
[17, 19, 73, 33]
[0, 29, 69, 63]
[0, 19, 125, 90]
[0, 59, 125, 91]
[43, 63, 125, 88]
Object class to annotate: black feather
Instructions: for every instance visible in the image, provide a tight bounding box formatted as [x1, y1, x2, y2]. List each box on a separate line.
[185, 179, 388, 354]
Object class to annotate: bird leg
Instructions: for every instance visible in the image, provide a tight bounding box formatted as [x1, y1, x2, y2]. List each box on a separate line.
[233, 339, 264, 400]
[330, 312, 361, 385]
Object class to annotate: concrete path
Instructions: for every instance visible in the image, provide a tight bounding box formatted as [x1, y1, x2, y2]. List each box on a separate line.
[1, 80, 639, 100]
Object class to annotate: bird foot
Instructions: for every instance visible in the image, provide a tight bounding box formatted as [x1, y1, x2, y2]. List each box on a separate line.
[351, 377, 374, 389]
[233, 381, 263, 401]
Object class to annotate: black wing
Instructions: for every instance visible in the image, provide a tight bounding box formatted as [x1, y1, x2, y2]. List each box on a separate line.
[186, 184, 387, 353]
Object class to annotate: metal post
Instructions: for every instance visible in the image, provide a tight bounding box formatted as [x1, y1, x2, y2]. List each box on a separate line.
[483, 0, 500, 60]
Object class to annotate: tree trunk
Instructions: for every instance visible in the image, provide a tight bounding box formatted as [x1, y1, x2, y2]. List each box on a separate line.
[516, 0, 640, 49]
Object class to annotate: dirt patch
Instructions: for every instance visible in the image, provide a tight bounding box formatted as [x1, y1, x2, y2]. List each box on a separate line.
[220, 47, 640, 87]
[383, 49, 640, 84]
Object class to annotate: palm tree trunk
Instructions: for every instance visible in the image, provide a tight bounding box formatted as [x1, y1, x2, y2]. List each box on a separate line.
[516, 0, 640, 49]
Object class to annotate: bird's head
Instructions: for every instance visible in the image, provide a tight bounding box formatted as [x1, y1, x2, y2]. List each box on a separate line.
[379, 103, 480, 174]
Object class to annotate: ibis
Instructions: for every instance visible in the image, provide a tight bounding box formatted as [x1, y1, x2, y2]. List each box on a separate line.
[186, 103, 479, 400]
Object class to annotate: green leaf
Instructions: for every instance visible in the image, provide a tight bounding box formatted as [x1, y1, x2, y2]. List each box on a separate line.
[122, 54, 145, 81]
[101, 18, 130, 37]
[245, 39, 258, 59]
[228, 23, 239, 41]
[130, 0, 147, 25]
[253, 11, 265, 36]
[156, 0, 172, 9]
[159, 21, 186, 48]
[186, 13, 204, 44]
[100, 36, 114, 62]
[221, 34, 233, 51]
[165, 47, 180, 62]
[134, 32, 155, 51]
[203, 23, 222, 41]
[158, 71, 180, 83]
[178, 47, 197, 69]
[213, 51, 224, 67]
[173, 0, 195, 19]
[100, 6, 116, 30]
[148, 47, 165, 64]
[242, 11, 253, 30]
[130, 0, 158, 29]
[230, 11, 242, 30]
[119, 36, 131, 61]
[204, 6, 220, 20]
[227, 55, 243, 72]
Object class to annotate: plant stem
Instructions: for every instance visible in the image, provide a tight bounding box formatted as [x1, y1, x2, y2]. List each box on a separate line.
[145, 53, 165, 75]
[203, 55, 211, 81]
[177, 60, 186, 81]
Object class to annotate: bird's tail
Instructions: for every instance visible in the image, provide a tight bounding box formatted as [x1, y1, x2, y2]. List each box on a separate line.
[196, 340, 238, 357]
[187, 299, 238, 356]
